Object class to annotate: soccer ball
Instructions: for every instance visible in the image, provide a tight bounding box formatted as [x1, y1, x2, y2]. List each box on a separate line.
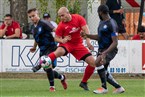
[40, 56, 52, 69]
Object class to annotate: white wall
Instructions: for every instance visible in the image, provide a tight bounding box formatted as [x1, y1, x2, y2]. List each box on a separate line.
[0, 39, 145, 74]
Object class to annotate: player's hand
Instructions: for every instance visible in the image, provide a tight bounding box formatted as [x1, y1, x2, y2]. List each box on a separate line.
[100, 52, 107, 64]
[87, 43, 94, 51]
[114, 9, 124, 14]
[30, 47, 36, 53]
[65, 35, 71, 41]
[62, 35, 71, 43]
[118, 9, 124, 14]
[4, 21, 8, 27]
[122, 19, 126, 27]
[80, 32, 87, 39]
[86, 40, 94, 50]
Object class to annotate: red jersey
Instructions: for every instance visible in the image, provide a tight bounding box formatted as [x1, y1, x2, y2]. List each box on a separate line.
[0, 21, 22, 38]
[132, 34, 145, 40]
[56, 14, 86, 44]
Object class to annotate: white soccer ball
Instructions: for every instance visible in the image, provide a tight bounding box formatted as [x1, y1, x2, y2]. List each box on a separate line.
[40, 56, 52, 69]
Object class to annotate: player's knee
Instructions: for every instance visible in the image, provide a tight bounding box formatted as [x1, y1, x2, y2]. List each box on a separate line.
[55, 47, 66, 56]
[85, 57, 96, 67]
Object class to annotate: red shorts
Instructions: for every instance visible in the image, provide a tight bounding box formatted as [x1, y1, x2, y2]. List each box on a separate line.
[59, 43, 91, 60]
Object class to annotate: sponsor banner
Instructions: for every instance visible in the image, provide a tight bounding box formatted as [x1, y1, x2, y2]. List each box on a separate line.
[142, 43, 145, 70]
[1, 40, 144, 73]
[2, 40, 39, 72]
[0, 40, 2, 72]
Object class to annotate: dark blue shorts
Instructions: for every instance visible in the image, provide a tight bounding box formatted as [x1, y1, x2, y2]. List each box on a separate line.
[98, 48, 118, 64]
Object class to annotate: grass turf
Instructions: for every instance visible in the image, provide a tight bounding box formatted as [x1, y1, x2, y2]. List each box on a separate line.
[0, 79, 145, 97]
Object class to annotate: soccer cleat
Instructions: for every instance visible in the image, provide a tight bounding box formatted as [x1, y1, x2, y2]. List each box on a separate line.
[49, 86, 55, 92]
[61, 75, 67, 90]
[79, 82, 89, 91]
[113, 87, 125, 94]
[93, 87, 108, 94]
[31, 65, 41, 72]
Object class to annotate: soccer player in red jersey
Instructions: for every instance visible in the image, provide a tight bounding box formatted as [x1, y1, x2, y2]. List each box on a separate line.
[40, 7, 99, 91]
[0, 14, 22, 39]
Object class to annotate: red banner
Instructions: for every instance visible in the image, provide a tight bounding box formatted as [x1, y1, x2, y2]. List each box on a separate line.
[142, 43, 145, 70]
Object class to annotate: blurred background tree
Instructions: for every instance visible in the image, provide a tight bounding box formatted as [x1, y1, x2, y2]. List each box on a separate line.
[9, 0, 28, 28]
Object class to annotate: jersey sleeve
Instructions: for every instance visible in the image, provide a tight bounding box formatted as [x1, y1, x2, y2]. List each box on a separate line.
[13, 22, 21, 29]
[45, 21, 55, 30]
[44, 22, 53, 32]
[108, 20, 118, 37]
[55, 23, 64, 37]
[77, 14, 87, 27]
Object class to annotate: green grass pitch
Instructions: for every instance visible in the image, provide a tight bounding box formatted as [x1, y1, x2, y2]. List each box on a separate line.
[0, 79, 145, 97]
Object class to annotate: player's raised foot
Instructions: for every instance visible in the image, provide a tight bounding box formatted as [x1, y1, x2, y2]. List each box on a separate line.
[79, 82, 89, 91]
[93, 87, 108, 94]
[61, 75, 67, 90]
[113, 87, 125, 94]
[31, 65, 41, 72]
[49, 86, 55, 92]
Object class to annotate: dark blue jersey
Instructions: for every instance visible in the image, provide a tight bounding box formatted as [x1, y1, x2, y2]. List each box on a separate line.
[32, 20, 57, 55]
[98, 18, 118, 50]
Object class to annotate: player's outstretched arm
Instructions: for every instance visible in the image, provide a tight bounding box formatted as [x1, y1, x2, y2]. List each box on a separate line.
[86, 34, 98, 40]
[81, 25, 94, 50]
[81, 32, 98, 40]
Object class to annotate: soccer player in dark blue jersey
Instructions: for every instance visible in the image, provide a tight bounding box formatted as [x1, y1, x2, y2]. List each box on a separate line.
[81, 5, 125, 94]
[27, 8, 67, 92]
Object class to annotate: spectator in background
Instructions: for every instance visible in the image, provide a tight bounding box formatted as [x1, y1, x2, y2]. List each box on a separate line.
[106, 0, 129, 40]
[132, 26, 145, 40]
[0, 14, 22, 39]
[43, 13, 58, 37]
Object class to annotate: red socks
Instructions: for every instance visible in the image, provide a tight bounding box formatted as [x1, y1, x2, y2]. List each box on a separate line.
[47, 52, 56, 61]
[81, 65, 95, 83]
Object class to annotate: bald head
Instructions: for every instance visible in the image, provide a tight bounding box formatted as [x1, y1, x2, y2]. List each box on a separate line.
[57, 7, 71, 22]
[58, 7, 69, 14]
